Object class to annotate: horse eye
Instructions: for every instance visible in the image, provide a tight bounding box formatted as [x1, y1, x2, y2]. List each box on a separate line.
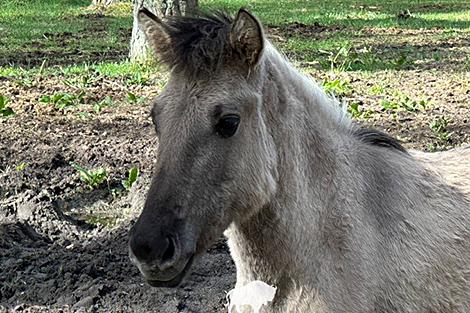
[215, 115, 240, 138]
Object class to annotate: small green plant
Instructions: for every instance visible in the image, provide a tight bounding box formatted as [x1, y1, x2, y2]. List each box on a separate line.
[40, 91, 85, 110]
[77, 111, 91, 120]
[15, 162, 28, 171]
[426, 143, 438, 152]
[93, 95, 114, 113]
[319, 45, 380, 72]
[0, 95, 15, 117]
[70, 162, 108, 190]
[464, 54, 470, 71]
[369, 84, 385, 95]
[379, 99, 399, 110]
[432, 52, 442, 62]
[125, 72, 150, 86]
[319, 44, 358, 72]
[322, 78, 352, 97]
[348, 102, 372, 119]
[393, 53, 412, 69]
[14, 77, 34, 88]
[63, 66, 102, 90]
[348, 102, 361, 118]
[126, 92, 146, 105]
[122, 167, 139, 191]
[429, 116, 453, 142]
[380, 93, 429, 113]
[84, 212, 119, 228]
[399, 96, 427, 112]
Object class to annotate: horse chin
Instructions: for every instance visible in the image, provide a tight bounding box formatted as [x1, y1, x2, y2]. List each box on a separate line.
[145, 255, 195, 288]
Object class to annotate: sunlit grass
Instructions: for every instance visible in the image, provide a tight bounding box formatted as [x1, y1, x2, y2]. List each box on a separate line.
[1, 0, 468, 75]
[203, 0, 470, 28]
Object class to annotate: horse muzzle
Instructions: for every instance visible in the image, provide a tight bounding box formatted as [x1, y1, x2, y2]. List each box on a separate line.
[128, 218, 197, 287]
[129, 246, 195, 287]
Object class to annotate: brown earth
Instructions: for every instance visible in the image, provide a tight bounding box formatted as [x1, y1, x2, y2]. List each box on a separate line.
[0, 99, 235, 312]
[1, 21, 469, 313]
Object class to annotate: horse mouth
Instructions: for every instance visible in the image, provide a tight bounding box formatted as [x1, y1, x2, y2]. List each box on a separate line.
[146, 255, 195, 288]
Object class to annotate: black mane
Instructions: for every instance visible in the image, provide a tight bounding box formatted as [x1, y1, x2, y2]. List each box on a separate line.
[353, 127, 408, 153]
[160, 11, 234, 77]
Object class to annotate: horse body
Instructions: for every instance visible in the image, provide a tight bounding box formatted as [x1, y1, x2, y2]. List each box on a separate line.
[129, 8, 470, 312]
[225, 46, 470, 312]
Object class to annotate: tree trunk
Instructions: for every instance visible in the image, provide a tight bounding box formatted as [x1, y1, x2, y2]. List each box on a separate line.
[129, 0, 198, 61]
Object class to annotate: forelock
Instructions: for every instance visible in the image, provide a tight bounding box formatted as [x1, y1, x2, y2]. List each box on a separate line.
[159, 11, 234, 78]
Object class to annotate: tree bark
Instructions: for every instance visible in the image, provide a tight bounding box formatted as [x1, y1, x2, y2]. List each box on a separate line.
[129, 0, 198, 61]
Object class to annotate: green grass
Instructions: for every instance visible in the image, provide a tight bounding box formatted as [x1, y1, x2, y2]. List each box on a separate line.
[322, 77, 352, 96]
[1, 0, 468, 80]
[1, 0, 132, 67]
[203, 0, 469, 72]
[429, 116, 454, 142]
[204, 0, 470, 28]
[0, 61, 164, 86]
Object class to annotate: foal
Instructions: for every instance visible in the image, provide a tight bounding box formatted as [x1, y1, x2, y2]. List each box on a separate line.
[129, 8, 470, 312]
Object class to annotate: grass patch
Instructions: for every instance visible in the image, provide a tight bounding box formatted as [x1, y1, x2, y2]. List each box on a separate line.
[40, 91, 86, 110]
[1, 0, 468, 74]
[204, 0, 470, 29]
[429, 116, 454, 142]
[379, 95, 430, 113]
[322, 77, 352, 96]
[1, 0, 132, 67]
[0, 61, 163, 85]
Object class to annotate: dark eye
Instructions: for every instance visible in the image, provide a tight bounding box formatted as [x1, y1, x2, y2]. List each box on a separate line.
[215, 115, 240, 138]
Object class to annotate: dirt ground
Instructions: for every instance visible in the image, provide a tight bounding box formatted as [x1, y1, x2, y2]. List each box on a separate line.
[0, 104, 236, 312]
[1, 21, 469, 313]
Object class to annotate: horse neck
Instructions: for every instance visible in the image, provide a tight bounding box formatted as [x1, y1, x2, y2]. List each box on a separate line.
[227, 44, 351, 285]
[261, 44, 351, 134]
[261, 43, 349, 214]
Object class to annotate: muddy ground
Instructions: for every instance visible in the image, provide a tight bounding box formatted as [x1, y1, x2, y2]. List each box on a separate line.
[1, 17, 469, 313]
[0, 105, 236, 312]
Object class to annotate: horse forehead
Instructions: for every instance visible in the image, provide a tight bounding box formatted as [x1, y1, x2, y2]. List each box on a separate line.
[170, 68, 244, 95]
[161, 74, 250, 120]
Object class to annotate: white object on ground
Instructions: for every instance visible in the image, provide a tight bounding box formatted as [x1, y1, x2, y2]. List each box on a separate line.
[226, 280, 277, 313]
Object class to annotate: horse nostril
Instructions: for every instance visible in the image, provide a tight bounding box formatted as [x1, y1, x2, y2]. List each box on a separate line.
[130, 237, 153, 263]
[161, 236, 176, 265]
[130, 233, 180, 269]
[139, 243, 152, 260]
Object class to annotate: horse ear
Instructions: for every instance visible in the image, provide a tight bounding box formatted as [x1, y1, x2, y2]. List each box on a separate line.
[137, 8, 171, 57]
[230, 9, 264, 66]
